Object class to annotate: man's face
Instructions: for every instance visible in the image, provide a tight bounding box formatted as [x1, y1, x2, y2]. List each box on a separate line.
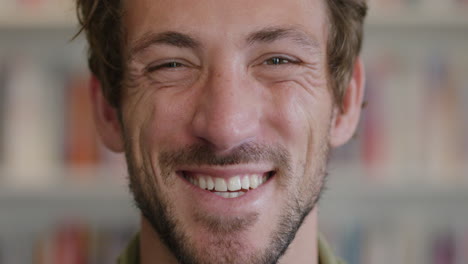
[121, 0, 333, 262]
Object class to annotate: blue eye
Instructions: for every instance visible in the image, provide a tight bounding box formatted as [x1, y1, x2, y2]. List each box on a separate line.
[148, 61, 183, 72]
[164, 62, 183, 68]
[265, 57, 292, 65]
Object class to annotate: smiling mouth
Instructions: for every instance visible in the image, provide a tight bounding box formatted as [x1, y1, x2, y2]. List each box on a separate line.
[181, 171, 276, 198]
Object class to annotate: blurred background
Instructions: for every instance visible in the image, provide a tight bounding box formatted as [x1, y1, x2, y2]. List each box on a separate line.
[0, 0, 467, 263]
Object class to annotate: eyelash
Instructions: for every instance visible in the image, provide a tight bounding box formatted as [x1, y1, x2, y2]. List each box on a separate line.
[147, 61, 184, 72]
[263, 56, 300, 66]
[146, 55, 301, 73]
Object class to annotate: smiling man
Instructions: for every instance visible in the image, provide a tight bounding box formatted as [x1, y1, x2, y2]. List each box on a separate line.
[76, 0, 367, 263]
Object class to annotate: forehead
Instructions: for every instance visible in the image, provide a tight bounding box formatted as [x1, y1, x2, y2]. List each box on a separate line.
[123, 0, 328, 51]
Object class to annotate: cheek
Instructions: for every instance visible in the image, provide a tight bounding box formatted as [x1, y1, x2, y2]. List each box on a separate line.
[265, 79, 333, 191]
[145, 97, 187, 143]
[267, 80, 332, 151]
[122, 86, 196, 161]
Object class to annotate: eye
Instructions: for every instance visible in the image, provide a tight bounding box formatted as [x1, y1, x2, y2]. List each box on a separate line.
[147, 61, 184, 72]
[264, 57, 295, 66]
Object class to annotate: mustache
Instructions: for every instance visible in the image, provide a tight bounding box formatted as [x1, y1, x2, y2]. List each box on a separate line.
[158, 142, 291, 171]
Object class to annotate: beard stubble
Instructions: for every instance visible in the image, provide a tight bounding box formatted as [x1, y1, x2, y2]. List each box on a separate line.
[125, 140, 329, 264]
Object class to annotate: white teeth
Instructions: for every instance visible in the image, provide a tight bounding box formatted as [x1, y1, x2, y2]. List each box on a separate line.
[187, 173, 271, 194]
[206, 177, 214, 190]
[219, 192, 230, 198]
[249, 175, 259, 189]
[215, 178, 228, 192]
[241, 175, 250, 190]
[199, 177, 207, 189]
[228, 176, 242, 191]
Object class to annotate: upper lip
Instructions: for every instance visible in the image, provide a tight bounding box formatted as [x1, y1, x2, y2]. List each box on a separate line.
[177, 164, 275, 179]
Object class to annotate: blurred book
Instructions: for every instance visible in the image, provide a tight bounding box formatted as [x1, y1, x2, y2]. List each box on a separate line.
[32, 222, 136, 264]
[323, 221, 464, 264]
[1, 56, 63, 186]
[63, 75, 100, 168]
[0, 60, 8, 164]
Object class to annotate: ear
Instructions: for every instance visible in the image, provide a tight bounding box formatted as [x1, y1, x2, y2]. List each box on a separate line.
[329, 57, 365, 148]
[90, 76, 125, 152]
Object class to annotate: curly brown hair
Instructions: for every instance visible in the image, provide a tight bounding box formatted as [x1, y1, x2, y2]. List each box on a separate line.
[75, 0, 367, 110]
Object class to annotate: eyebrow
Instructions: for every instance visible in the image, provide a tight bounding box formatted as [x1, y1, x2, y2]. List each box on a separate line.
[129, 26, 320, 60]
[246, 26, 321, 52]
[129, 31, 200, 58]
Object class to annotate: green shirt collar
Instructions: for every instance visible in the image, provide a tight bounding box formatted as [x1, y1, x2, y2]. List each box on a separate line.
[118, 233, 345, 264]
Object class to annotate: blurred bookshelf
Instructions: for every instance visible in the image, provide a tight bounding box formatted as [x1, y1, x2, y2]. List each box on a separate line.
[1, 0, 468, 263]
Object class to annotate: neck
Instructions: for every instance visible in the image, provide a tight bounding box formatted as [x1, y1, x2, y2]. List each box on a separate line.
[140, 208, 319, 264]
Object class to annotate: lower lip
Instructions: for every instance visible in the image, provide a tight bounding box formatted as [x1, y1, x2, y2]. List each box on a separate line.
[177, 172, 274, 214]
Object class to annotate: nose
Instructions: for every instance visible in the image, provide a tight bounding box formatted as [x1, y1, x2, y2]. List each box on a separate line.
[191, 67, 261, 153]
